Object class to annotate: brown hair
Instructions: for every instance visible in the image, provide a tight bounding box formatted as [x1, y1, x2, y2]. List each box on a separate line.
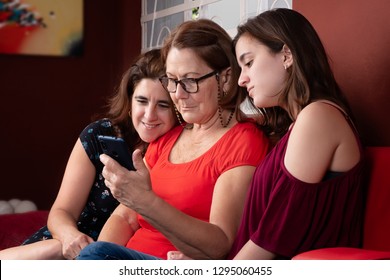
[233, 8, 351, 137]
[97, 48, 169, 150]
[161, 19, 247, 121]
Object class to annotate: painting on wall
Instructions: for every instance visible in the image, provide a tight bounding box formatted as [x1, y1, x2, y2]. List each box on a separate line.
[0, 0, 83, 56]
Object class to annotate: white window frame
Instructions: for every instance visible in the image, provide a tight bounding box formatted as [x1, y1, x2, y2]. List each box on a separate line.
[141, 0, 293, 52]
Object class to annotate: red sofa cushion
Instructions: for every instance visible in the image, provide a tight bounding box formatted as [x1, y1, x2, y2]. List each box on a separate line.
[293, 247, 390, 260]
[363, 147, 390, 251]
[0, 210, 49, 250]
[293, 147, 390, 260]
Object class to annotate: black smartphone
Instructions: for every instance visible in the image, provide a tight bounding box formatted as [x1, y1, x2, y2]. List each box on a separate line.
[97, 135, 135, 170]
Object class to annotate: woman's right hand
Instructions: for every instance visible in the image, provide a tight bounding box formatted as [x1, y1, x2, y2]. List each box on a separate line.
[100, 149, 154, 210]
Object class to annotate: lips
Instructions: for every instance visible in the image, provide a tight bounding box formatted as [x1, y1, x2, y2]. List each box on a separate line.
[143, 122, 160, 129]
[247, 86, 254, 97]
[179, 105, 195, 112]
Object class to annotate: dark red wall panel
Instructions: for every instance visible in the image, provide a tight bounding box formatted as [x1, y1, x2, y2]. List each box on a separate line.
[0, 0, 141, 209]
[294, 0, 390, 146]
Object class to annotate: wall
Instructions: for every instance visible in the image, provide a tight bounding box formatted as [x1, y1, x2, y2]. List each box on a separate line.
[294, 0, 390, 146]
[2, 0, 388, 210]
[0, 0, 142, 210]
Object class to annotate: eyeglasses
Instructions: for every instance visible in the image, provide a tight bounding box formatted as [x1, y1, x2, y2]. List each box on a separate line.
[159, 70, 218, 94]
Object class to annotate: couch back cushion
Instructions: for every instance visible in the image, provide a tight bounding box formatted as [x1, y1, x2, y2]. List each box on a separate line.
[363, 147, 390, 251]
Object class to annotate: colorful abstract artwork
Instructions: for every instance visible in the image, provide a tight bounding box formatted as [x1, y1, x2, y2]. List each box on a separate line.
[0, 0, 83, 56]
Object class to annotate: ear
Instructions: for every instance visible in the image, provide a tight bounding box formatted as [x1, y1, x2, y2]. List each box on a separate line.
[282, 44, 293, 69]
[221, 67, 232, 92]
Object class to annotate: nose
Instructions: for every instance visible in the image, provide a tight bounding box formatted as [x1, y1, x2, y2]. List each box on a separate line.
[144, 105, 158, 121]
[238, 71, 248, 87]
[174, 83, 189, 99]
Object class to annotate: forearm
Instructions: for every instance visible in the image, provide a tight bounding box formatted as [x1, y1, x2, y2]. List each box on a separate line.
[0, 239, 64, 260]
[98, 214, 137, 245]
[139, 194, 231, 259]
[47, 208, 80, 241]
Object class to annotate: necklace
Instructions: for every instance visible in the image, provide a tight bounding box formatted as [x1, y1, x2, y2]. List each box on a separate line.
[218, 107, 234, 127]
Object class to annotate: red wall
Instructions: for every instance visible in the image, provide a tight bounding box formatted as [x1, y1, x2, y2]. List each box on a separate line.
[0, 0, 142, 210]
[294, 0, 390, 146]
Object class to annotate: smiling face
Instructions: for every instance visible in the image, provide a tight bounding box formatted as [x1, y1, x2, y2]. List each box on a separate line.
[235, 33, 288, 109]
[131, 78, 176, 143]
[165, 47, 220, 125]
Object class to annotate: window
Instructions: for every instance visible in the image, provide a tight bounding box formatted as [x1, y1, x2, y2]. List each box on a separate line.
[141, 0, 293, 51]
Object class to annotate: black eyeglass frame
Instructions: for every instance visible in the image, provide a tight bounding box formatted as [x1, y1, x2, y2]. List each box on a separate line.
[159, 70, 219, 94]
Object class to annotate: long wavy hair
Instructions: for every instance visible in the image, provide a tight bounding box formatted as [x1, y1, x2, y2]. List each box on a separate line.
[96, 49, 172, 151]
[233, 8, 352, 138]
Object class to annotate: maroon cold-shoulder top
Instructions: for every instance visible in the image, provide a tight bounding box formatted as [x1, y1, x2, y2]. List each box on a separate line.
[229, 116, 365, 259]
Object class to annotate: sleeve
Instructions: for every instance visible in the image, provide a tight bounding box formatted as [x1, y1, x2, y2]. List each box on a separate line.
[79, 119, 115, 166]
[216, 122, 269, 173]
[250, 165, 364, 258]
[250, 176, 318, 258]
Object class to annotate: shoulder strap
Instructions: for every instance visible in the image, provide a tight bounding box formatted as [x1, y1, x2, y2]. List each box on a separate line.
[316, 100, 363, 151]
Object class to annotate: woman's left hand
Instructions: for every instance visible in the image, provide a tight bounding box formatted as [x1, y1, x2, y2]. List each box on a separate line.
[100, 149, 153, 210]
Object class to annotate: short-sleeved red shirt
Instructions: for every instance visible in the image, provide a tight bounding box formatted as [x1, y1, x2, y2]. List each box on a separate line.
[126, 122, 269, 259]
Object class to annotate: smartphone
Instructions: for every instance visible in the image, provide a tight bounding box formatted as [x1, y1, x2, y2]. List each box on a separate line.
[97, 135, 135, 170]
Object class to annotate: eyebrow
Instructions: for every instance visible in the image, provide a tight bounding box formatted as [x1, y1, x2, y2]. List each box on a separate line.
[166, 71, 200, 78]
[134, 95, 171, 105]
[134, 95, 147, 100]
[158, 100, 172, 106]
[238, 52, 251, 63]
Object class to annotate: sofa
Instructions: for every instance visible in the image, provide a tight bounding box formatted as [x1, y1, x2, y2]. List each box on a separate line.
[293, 146, 390, 259]
[0, 210, 49, 250]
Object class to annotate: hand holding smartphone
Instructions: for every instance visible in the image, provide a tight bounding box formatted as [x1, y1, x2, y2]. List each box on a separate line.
[97, 135, 135, 170]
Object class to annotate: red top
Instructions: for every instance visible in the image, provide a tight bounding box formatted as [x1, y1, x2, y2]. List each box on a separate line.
[125, 122, 269, 259]
[229, 120, 365, 259]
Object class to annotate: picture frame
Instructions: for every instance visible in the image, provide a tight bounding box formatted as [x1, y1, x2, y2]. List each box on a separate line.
[0, 0, 84, 56]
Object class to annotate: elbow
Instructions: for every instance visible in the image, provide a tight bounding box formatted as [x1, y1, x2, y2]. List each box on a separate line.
[200, 247, 230, 260]
[200, 236, 233, 260]
[205, 226, 236, 260]
[210, 243, 231, 260]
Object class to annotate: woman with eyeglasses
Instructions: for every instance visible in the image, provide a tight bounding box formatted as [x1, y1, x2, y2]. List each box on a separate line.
[77, 19, 270, 260]
[169, 8, 365, 261]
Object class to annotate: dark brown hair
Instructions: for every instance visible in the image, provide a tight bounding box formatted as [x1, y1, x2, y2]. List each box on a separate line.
[97, 48, 169, 151]
[233, 8, 351, 137]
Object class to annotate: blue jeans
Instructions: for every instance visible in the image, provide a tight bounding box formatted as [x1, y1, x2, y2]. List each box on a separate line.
[77, 241, 161, 260]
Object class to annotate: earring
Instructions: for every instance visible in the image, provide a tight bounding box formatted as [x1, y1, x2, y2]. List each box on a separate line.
[217, 83, 234, 128]
[128, 110, 131, 117]
[284, 64, 287, 70]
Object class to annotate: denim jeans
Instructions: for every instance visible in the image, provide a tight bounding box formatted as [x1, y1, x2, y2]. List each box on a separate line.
[76, 241, 161, 260]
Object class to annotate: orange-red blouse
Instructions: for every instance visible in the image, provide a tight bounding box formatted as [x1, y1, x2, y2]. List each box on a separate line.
[126, 122, 269, 259]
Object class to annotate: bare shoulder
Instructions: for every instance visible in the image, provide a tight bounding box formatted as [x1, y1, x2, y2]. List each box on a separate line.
[285, 101, 357, 183]
[292, 101, 347, 145]
[296, 101, 347, 129]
